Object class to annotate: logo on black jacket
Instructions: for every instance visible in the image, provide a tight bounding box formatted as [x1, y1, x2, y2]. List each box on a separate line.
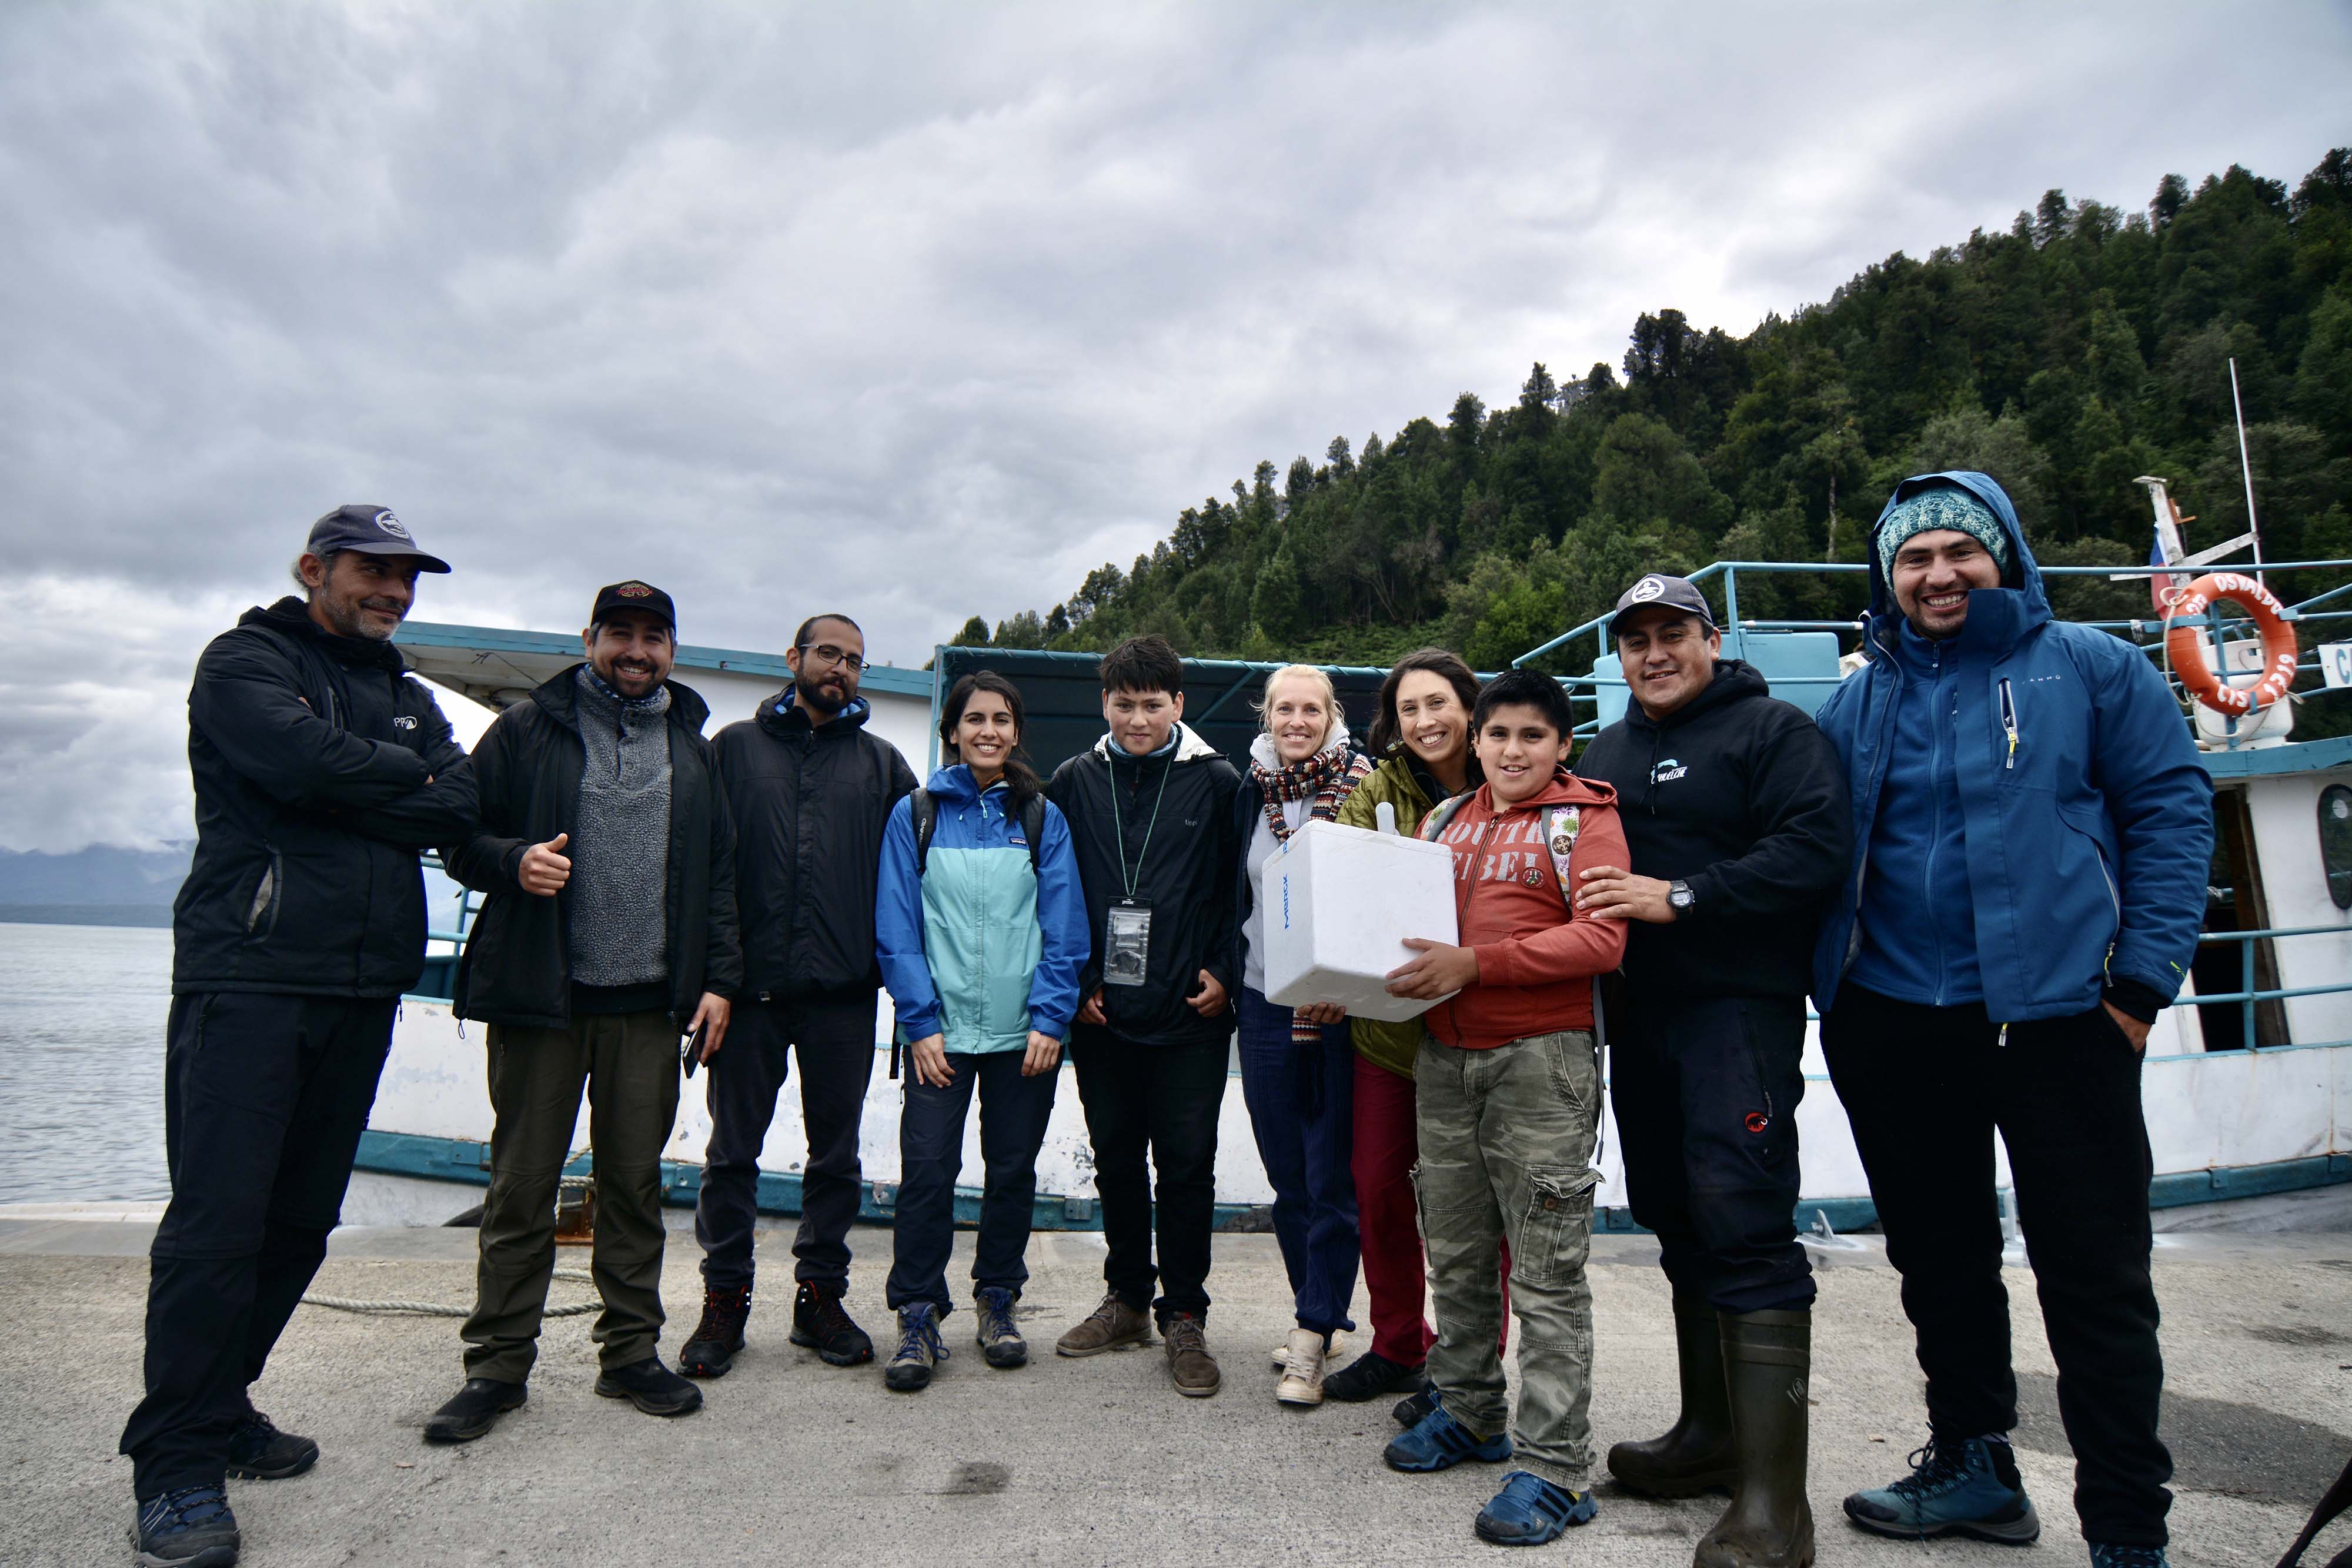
[393, 715, 417, 730]
[1651, 757, 1688, 784]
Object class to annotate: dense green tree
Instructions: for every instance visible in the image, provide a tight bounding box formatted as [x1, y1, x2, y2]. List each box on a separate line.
[990, 150, 2350, 711]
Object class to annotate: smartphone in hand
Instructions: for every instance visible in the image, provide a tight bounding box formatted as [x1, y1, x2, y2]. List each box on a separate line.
[681, 1019, 709, 1079]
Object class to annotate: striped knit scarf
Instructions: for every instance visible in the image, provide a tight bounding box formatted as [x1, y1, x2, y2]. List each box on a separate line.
[1250, 731, 1374, 1043]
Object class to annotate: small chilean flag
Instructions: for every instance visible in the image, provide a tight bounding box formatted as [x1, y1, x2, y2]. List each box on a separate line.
[2150, 526, 2183, 616]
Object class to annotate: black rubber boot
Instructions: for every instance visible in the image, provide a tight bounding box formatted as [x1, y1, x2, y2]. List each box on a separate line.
[1695, 1308, 1815, 1568]
[1608, 1295, 1736, 1496]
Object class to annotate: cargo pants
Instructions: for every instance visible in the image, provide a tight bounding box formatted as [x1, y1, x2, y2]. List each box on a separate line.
[1415, 1028, 1601, 1491]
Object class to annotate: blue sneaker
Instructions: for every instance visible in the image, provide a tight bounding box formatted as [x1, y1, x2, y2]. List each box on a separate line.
[1474, 1470, 1599, 1546]
[1383, 1402, 1512, 1472]
[1842, 1434, 2040, 1543]
[884, 1302, 948, 1392]
[2089, 1547, 2169, 1568]
[132, 1485, 239, 1567]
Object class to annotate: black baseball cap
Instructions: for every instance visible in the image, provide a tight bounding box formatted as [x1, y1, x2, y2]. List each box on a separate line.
[590, 580, 677, 632]
[1607, 574, 1718, 640]
[306, 505, 452, 573]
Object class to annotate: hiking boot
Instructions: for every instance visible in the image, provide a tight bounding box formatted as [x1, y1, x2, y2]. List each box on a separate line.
[2089, 1547, 2170, 1567]
[1383, 1400, 1512, 1473]
[789, 1281, 874, 1366]
[225, 1408, 318, 1480]
[1392, 1379, 1435, 1428]
[132, 1485, 239, 1568]
[1275, 1328, 1328, 1406]
[974, 1286, 1027, 1369]
[1055, 1292, 1151, 1357]
[594, 1356, 703, 1417]
[1325, 1350, 1425, 1404]
[679, 1283, 751, 1378]
[423, 1378, 526, 1444]
[1842, 1433, 2040, 1543]
[1474, 1470, 1599, 1546]
[1609, 1294, 1736, 1497]
[1696, 1309, 1813, 1568]
[1162, 1312, 1221, 1398]
[885, 1303, 949, 1392]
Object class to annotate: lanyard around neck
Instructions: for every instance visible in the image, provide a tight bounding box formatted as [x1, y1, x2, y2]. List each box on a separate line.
[1108, 747, 1173, 901]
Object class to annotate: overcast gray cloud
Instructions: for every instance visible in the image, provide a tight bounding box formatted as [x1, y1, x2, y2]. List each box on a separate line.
[4, 1, 2349, 850]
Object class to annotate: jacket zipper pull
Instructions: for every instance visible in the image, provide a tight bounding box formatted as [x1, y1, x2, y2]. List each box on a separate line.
[1997, 1022, 2009, 1048]
[1999, 678, 2019, 770]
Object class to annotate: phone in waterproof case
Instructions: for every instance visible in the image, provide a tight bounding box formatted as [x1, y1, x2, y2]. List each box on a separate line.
[681, 1019, 709, 1078]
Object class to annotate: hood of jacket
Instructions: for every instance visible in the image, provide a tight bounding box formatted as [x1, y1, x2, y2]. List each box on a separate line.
[525, 663, 711, 735]
[1862, 470, 2049, 663]
[757, 686, 874, 740]
[920, 761, 1008, 806]
[1620, 659, 1770, 734]
[247, 596, 412, 673]
[1093, 721, 1222, 765]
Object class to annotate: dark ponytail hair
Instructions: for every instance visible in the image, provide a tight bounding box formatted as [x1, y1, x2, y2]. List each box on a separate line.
[1368, 648, 1482, 761]
[938, 671, 1042, 814]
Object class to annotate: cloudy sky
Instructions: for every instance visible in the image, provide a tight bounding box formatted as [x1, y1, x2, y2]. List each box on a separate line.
[4, 2, 2348, 851]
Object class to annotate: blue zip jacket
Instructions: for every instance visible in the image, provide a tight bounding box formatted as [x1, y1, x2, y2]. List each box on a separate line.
[1811, 471, 2214, 1022]
[875, 764, 1089, 1052]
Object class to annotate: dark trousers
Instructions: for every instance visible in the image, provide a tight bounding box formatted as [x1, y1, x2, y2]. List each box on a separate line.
[463, 1009, 680, 1381]
[1235, 988, 1359, 1336]
[695, 992, 876, 1290]
[1823, 984, 2172, 1547]
[121, 992, 396, 1500]
[1612, 991, 1814, 1313]
[1070, 1027, 1225, 1322]
[885, 1050, 1060, 1315]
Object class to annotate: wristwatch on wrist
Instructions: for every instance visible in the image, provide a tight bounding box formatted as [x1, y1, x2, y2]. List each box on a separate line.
[1667, 880, 1695, 913]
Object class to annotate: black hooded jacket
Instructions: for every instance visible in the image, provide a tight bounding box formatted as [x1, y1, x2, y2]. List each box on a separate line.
[173, 597, 476, 998]
[1047, 726, 1242, 1048]
[447, 666, 743, 1028]
[1575, 660, 1852, 1001]
[711, 691, 919, 1000]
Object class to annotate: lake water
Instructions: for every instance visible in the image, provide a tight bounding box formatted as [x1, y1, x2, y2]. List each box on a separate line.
[0, 921, 173, 1203]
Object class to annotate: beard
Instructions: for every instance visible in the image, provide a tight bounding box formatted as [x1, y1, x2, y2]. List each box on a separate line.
[796, 672, 851, 715]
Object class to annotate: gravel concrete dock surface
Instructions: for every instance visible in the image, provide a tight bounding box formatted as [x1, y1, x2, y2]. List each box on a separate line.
[2, 1212, 2347, 1567]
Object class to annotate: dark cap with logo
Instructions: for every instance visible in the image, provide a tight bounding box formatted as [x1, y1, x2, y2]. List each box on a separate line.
[306, 505, 452, 573]
[590, 580, 677, 632]
[1608, 573, 1718, 640]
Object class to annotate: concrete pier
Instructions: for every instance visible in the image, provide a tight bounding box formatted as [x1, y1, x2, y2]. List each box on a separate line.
[2, 1209, 2347, 1566]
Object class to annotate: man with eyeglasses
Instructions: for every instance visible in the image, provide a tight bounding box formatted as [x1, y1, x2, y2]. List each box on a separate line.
[683, 613, 919, 1376]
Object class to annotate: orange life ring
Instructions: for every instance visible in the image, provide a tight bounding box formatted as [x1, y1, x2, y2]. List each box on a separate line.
[2163, 571, 2298, 717]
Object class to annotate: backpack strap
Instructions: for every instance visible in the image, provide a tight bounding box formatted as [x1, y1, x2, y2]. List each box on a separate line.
[909, 788, 938, 878]
[1018, 794, 1047, 875]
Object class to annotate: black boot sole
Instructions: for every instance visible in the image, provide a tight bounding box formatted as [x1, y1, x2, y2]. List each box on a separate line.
[226, 1440, 319, 1480]
[678, 1343, 740, 1379]
[132, 1536, 239, 1568]
[594, 1377, 704, 1416]
[980, 1342, 1028, 1369]
[883, 1364, 934, 1392]
[422, 1386, 527, 1445]
[1842, 1498, 2041, 1545]
[788, 1327, 874, 1366]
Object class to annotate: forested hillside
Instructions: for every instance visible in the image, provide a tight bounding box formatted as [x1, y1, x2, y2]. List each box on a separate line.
[958, 151, 2352, 680]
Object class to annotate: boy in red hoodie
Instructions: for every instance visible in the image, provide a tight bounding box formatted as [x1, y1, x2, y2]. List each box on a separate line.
[1380, 667, 1628, 1547]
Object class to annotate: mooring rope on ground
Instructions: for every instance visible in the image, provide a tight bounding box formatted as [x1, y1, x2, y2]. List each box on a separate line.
[301, 1268, 600, 1318]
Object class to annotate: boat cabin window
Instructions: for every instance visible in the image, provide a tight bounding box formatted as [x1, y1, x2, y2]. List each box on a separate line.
[2323, 785, 2352, 912]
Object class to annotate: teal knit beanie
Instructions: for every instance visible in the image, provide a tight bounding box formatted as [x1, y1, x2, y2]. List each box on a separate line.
[1876, 484, 2013, 580]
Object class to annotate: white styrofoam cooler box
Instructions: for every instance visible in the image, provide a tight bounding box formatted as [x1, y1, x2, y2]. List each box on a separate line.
[1262, 818, 1459, 1022]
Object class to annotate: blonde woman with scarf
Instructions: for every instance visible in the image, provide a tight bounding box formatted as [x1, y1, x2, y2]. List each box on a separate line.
[1231, 664, 1374, 1407]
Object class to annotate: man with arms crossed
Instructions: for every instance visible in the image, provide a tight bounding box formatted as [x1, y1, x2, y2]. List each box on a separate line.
[125, 506, 474, 1568]
[1813, 474, 2211, 1568]
[1576, 573, 1852, 1568]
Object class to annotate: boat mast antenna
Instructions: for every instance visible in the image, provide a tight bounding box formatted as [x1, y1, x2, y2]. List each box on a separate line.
[2229, 356, 2267, 589]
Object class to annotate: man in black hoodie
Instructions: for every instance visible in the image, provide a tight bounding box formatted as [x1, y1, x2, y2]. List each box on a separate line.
[1045, 635, 1242, 1398]
[1573, 574, 1852, 1567]
[680, 613, 918, 1376]
[123, 506, 475, 1568]
[424, 580, 741, 1444]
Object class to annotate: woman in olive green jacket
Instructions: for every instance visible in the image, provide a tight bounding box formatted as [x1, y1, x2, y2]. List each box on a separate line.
[1323, 648, 1489, 1405]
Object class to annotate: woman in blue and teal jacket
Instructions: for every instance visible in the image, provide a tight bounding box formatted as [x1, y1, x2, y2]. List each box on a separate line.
[874, 671, 1088, 1391]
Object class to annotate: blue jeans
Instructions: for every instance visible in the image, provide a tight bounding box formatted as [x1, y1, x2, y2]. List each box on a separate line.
[885, 1049, 1060, 1315]
[1235, 987, 1359, 1336]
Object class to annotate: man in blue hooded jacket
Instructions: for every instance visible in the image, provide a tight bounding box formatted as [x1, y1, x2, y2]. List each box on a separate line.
[1811, 472, 2211, 1566]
